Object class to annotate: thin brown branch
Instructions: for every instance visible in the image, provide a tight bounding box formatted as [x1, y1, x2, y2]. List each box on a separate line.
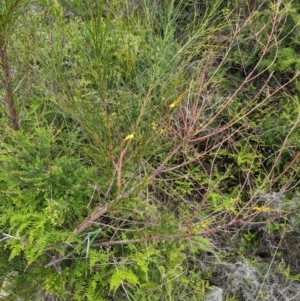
[267, 152, 300, 192]
[92, 218, 244, 247]
[0, 44, 19, 130]
[73, 205, 108, 234]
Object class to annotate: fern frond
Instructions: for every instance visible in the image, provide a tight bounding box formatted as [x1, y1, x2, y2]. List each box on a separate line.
[109, 269, 139, 293]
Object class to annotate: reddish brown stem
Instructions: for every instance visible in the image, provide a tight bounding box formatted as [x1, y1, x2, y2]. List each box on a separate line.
[267, 152, 300, 192]
[0, 44, 19, 131]
[73, 205, 108, 234]
[92, 218, 244, 247]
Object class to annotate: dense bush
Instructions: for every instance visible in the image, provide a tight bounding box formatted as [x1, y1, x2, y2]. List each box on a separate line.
[0, 0, 299, 300]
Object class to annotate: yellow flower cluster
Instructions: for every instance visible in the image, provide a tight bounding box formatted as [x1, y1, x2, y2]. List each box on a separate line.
[151, 121, 167, 134]
[200, 218, 215, 228]
[253, 206, 270, 212]
[169, 98, 181, 109]
[123, 133, 134, 141]
[45, 199, 66, 226]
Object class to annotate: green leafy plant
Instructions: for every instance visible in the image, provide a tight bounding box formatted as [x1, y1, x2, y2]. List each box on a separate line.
[1, 1, 300, 300]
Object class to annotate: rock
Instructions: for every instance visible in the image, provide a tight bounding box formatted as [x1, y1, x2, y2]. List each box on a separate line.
[0, 271, 21, 300]
[204, 285, 224, 301]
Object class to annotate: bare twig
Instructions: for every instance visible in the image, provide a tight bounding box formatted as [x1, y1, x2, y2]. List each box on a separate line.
[0, 43, 19, 131]
[92, 218, 244, 247]
[73, 205, 108, 234]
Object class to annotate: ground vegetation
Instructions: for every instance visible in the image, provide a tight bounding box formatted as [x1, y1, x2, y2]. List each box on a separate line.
[0, 0, 300, 300]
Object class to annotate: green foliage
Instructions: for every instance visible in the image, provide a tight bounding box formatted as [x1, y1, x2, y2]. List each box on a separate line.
[1, 0, 300, 300]
[0, 127, 97, 221]
[0, 0, 34, 41]
[110, 269, 139, 293]
[240, 231, 259, 253]
[0, 126, 97, 275]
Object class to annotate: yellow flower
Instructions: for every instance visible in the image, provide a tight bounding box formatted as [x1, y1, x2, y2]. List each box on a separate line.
[159, 128, 166, 134]
[200, 218, 214, 228]
[123, 133, 134, 141]
[253, 206, 270, 212]
[229, 206, 237, 214]
[169, 99, 180, 109]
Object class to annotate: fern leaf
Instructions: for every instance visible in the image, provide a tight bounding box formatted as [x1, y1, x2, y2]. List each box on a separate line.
[109, 269, 139, 293]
